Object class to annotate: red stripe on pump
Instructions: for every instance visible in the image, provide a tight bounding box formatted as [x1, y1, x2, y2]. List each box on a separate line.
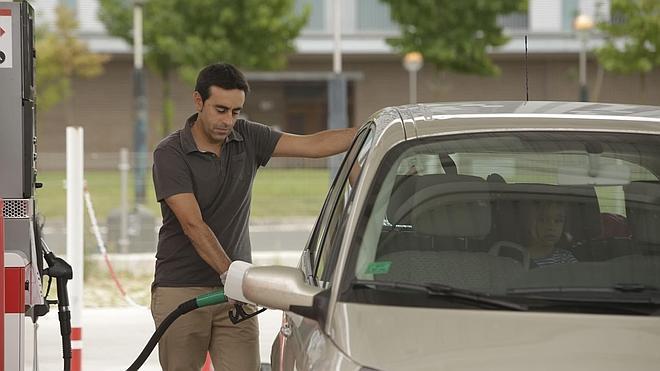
[4, 267, 25, 314]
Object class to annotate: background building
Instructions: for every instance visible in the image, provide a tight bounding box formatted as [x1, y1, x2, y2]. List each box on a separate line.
[33, 0, 660, 168]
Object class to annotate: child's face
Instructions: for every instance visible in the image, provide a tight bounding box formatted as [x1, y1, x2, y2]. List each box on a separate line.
[532, 204, 565, 247]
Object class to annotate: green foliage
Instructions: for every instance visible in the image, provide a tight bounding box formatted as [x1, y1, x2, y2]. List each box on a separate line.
[98, 0, 181, 78]
[173, 0, 309, 83]
[35, 5, 109, 111]
[99, 0, 308, 76]
[35, 168, 328, 220]
[596, 0, 660, 75]
[380, 0, 526, 75]
[98, 0, 308, 137]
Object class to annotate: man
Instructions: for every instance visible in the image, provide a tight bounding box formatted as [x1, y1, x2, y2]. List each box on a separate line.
[151, 63, 357, 370]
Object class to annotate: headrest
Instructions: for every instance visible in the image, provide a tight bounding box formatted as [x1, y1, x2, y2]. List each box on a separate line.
[387, 175, 418, 225]
[563, 185, 602, 241]
[624, 181, 660, 244]
[402, 174, 491, 237]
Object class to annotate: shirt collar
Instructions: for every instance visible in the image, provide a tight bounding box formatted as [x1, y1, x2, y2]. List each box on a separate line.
[180, 113, 244, 154]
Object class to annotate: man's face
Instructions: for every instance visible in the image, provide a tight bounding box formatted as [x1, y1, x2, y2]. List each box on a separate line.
[194, 85, 245, 144]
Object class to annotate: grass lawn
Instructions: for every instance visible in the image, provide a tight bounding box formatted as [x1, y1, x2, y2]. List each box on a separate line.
[35, 168, 330, 221]
[83, 269, 153, 307]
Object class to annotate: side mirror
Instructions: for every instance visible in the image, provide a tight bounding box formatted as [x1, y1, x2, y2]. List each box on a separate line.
[225, 261, 323, 313]
[244, 266, 323, 311]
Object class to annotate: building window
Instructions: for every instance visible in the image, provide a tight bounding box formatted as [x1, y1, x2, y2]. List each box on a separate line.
[562, 0, 580, 32]
[296, 0, 326, 32]
[356, 0, 397, 32]
[498, 11, 529, 31]
[59, 0, 77, 11]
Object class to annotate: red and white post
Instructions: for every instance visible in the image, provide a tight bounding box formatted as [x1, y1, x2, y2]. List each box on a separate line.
[1, 198, 5, 370]
[67, 127, 85, 370]
[202, 352, 215, 371]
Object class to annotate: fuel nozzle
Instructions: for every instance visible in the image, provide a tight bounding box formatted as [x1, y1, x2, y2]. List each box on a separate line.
[43, 252, 73, 304]
[42, 239, 73, 371]
[224, 261, 267, 324]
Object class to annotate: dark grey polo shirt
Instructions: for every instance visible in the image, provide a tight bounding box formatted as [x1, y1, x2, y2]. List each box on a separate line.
[152, 114, 282, 287]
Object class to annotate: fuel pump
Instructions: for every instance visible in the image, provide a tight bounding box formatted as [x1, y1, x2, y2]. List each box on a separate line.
[1, 1, 73, 370]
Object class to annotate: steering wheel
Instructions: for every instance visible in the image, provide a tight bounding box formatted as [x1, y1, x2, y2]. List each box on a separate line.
[488, 241, 531, 270]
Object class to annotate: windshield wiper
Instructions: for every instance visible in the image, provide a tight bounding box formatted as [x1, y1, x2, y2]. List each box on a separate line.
[612, 283, 660, 293]
[508, 284, 660, 304]
[352, 279, 528, 311]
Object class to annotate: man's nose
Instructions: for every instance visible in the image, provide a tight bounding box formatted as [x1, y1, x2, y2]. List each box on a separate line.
[220, 112, 233, 125]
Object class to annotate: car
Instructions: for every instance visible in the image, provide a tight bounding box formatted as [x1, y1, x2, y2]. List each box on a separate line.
[227, 101, 660, 371]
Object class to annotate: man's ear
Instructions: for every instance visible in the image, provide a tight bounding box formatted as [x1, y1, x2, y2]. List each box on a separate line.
[193, 91, 203, 112]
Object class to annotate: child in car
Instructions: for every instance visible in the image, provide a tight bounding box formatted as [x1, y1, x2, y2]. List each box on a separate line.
[524, 200, 578, 267]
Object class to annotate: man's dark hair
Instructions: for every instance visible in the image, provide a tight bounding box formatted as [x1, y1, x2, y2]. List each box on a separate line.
[195, 63, 250, 102]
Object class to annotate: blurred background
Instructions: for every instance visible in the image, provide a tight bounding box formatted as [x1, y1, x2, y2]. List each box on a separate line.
[27, 0, 660, 306]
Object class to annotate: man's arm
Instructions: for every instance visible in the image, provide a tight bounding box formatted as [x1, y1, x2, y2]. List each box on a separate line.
[273, 127, 358, 158]
[164, 193, 232, 275]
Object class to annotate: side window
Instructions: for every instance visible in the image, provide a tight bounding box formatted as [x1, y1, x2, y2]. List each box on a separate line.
[302, 126, 374, 286]
[315, 129, 375, 287]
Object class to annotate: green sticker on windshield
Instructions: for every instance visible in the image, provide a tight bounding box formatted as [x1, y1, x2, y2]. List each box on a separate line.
[366, 261, 392, 274]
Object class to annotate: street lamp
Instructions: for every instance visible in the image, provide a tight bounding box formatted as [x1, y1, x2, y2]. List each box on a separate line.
[328, 0, 347, 182]
[133, 0, 148, 206]
[403, 52, 424, 104]
[574, 13, 594, 102]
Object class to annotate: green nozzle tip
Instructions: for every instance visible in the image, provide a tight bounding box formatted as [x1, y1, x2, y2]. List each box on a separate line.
[196, 290, 227, 308]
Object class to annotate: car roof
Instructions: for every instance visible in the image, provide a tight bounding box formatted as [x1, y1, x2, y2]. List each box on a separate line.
[404, 101, 660, 119]
[368, 101, 660, 139]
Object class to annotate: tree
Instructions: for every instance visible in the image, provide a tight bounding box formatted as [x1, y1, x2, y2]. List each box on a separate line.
[99, 0, 184, 137]
[596, 0, 659, 77]
[98, 0, 308, 137]
[380, 0, 526, 76]
[174, 0, 309, 82]
[35, 5, 109, 112]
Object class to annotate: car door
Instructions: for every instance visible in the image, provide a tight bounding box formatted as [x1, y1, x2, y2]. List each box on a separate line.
[272, 124, 375, 370]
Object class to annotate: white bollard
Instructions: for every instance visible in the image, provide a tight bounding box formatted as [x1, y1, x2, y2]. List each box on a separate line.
[66, 127, 84, 371]
[118, 148, 130, 253]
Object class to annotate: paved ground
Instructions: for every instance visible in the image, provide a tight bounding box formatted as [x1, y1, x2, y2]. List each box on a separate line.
[24, 306, 283, 371]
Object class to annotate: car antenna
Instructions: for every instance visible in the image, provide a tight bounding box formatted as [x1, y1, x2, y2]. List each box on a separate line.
[524, 35, 529, 101]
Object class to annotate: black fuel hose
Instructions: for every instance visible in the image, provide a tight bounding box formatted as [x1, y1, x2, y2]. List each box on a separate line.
[126, 290, 228, 371]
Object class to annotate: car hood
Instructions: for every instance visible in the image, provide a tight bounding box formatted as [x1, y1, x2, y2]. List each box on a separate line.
[330, 302, 660, 371]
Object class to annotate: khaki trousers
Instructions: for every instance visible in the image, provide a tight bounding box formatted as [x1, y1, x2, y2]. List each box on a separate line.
[151, 286, 260, 371]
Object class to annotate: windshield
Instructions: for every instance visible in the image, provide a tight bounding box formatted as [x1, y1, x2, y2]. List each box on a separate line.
[345, 131, 660, 313]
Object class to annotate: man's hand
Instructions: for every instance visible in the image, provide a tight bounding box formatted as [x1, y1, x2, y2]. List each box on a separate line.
[273, 127, 358, 158]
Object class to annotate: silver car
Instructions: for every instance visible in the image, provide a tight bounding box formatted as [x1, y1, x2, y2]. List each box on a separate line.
[230, 101, 660, 370]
